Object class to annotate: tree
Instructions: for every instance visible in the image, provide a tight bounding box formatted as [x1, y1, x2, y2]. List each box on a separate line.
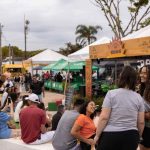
[93, 0, 150, 37]
[75, 25, 102, 45]
[59, 42, 83, 56]
[26, 49, 44, 57]
[2, 46, 23, 58]
[2, 45, 44, 59]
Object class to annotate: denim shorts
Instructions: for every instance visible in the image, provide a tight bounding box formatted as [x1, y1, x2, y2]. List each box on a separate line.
[0, 128, 11, 139]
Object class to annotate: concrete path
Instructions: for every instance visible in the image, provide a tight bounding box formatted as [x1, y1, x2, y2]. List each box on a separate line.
[0, 138, 54, 150]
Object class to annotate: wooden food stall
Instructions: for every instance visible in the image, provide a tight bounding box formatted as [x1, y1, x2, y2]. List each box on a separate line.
[86, 26, 150, 99]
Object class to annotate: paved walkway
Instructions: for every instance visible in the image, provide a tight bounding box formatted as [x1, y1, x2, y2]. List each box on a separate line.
[21, 90, 65, 107]
[42, 91, 65, 106]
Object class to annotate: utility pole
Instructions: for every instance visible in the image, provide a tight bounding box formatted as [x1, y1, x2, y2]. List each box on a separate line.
[24, 20, 27, 59]
[9, 44, 11, 64]
[0, 23, 3, 74]
[24, 16, 30, 60]
[11, 46, 14, 64]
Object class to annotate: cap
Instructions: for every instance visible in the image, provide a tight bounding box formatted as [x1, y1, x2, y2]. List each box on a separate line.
[25, 93, 40, 104]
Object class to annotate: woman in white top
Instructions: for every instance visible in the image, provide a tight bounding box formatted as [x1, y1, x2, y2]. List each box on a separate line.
[94, 66, 145, 150]
[14, 95, 29, 122]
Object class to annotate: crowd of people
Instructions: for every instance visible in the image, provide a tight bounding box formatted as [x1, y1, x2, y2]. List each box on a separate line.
[41, 71, 84, 84]
[0, 65, 150, 150]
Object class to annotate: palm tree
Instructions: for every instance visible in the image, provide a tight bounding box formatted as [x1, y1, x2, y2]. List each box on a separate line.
[75, 25, 102, 45]
[59, 42, 83, 56]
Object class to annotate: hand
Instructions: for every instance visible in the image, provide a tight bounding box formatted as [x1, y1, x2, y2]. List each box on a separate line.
[47, 114, 52, 120]
[94, 135, 99, 145]
[2, 101, 10, 111]
[86, 138, 95, 146]
[7, 121, 16, 129]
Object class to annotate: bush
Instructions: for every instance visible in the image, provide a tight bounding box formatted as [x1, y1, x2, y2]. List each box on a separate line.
[92, 96, 104, 107]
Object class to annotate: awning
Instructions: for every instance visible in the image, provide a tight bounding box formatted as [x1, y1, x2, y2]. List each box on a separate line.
[4, 64, 24, 68]
[50, 59, 68, 71]
[64, 61, 98, 71]
[33, 66, 43, 70]
[42, 63, 55, 70]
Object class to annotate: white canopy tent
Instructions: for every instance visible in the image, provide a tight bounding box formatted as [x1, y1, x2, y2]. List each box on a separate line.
[27, 49, 68, 64]
[68, 37, 111, 61]
[122, 25, 150, 40]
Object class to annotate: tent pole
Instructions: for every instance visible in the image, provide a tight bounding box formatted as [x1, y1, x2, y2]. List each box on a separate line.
[63, 61, 70, 95]
[64, 76, 68, 95]
[31, 59, 33, 75]
[21, 61, 25, 72]
[68, 61, 70, 86]
[115, 60, 117, 85]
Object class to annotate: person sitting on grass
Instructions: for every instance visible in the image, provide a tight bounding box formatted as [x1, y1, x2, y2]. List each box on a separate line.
[71, 101, 96, 150]
[0, 98, 20, 139]
[52, 98, 85, 150]
[51, 104, 65, 131]
[19, 93, 55, 144]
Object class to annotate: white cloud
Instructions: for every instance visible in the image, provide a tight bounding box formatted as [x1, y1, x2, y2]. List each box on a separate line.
[0, 0, 147, 51]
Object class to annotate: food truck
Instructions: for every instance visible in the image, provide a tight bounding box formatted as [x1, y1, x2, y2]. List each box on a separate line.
[2, 63, 28, 77]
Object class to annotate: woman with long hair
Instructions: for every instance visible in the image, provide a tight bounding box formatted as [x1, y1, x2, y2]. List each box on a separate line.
[139, 65, 150, 96]
[71, 101, 96, 150]
[94, 66, 145, 150]
[139, 65, 150, 150]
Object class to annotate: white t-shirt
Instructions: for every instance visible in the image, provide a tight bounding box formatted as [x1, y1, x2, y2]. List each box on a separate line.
[102, 88, 144, 132]
[14, 101, 23, 122]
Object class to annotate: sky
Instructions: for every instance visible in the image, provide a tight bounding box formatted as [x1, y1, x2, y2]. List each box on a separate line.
[0, 0, 137, 51]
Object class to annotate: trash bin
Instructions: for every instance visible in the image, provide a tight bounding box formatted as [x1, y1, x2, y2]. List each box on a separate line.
[48, 102, 57, 111]
[79, 85, 85, 97]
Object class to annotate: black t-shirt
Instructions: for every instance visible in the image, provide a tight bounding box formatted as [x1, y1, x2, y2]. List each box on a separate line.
[24, 74, 32, 83]
[30, 81, 44, 95]
[51, 112, 62, 131]
[14, 77, 20, 82]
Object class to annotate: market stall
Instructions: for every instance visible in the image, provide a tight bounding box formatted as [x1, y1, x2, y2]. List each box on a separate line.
[86, 25, 150, 99]
[43, 59, 67, 91]
[43, 59, 99, 95]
